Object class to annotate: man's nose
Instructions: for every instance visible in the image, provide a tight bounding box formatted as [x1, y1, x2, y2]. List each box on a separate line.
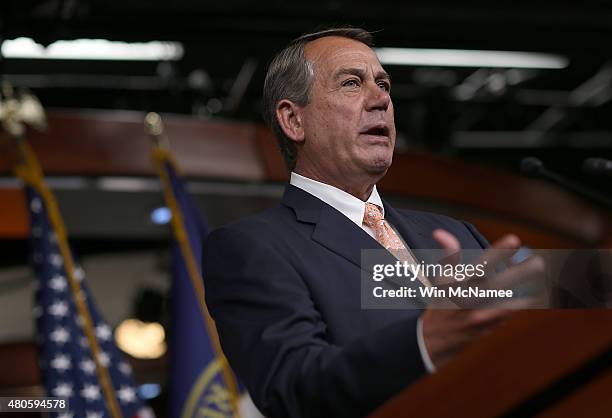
[365, 83, 391, 112]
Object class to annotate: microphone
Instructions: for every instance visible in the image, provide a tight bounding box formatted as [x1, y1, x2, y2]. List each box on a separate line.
[519, 157, 545, 178]
[519, 157, 612, 209]
[583, 158, 612, 176]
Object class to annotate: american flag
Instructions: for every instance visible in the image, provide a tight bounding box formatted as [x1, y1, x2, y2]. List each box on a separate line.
[28, 185, 153, 418]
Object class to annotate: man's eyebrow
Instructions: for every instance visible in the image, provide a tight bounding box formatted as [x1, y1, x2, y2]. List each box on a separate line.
[333, 67, 366, 80]
[333, 67, 391, 81]
[376, 70, 391, 81]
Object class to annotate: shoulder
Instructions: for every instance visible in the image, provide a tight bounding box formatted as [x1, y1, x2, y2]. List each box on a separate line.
[204, 204, 295, 249]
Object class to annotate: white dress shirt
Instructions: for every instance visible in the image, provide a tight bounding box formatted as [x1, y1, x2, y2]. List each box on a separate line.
[290, 172, 436, 373]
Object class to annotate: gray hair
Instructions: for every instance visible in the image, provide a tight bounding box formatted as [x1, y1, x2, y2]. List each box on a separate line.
[262, 27, 374, 171]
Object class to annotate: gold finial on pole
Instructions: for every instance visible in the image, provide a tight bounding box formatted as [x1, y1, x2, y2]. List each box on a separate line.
[145, 111, 163, 136]
[145, 111, 169, 149]
[0, 83, 47, 140]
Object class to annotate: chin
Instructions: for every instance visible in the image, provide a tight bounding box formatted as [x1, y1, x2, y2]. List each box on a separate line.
[364, 156, 393, 175]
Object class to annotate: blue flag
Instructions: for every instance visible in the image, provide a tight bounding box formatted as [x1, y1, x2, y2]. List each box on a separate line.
[160, 157, 240, 418]
[27, 186, 151, 418]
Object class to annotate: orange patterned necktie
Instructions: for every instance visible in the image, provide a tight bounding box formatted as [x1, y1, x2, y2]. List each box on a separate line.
[363, 202, 431, 287]
[363, 203, 408, 256]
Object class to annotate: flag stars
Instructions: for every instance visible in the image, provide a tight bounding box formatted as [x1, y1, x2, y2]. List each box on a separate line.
[80, 384, 101, 401]
[97, 351, 110, 367]
[50, 354, 72, 372]
[49, 275, 68, 292]
[76, 316, 85, 328]
[52, 382, 73, 397]
[79, 336, 89, 348]
[73, 266, 85, 281]
[95, 324, 112, 341]
[118, 361, 132, 375]
[30, 195, 144, 415]
[30, 197, 42, 213]
[117, 386, 137, 403]
[79, 359, 96, 375]
[48, 253, 64, 268]
[50, 327, 70, 345]
[48, 300, 69, 317]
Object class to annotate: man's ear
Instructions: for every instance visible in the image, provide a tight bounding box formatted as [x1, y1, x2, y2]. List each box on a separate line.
[275, 99, 305, 143]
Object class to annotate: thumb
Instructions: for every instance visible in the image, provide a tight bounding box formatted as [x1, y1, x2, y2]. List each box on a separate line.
[432, 228, 462, 266]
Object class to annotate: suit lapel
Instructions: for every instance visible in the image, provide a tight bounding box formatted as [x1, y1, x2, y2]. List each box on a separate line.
[312, 204, 382, 268]
[383, 200, 441, 265]
[383, 201, 436, 249]
[282, 185, 427, 302]
[282, 185, 394, 269]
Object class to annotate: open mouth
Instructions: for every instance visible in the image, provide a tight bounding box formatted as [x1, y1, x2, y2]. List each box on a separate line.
[361, 125, 389, 137]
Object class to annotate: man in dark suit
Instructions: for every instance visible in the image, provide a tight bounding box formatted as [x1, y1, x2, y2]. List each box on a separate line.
[203, 27, 539, 418]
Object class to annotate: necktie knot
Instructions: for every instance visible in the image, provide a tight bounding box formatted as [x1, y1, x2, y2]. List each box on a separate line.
[363, 202, 402, 253]
[363, 202, 384, 228]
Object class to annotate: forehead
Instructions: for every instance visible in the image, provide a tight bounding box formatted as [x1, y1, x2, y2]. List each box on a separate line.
[304, 36, 384, 76]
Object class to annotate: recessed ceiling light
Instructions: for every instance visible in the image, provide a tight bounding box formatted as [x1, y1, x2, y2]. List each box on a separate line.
[375, 47, 568, 69]
[2, 37, 184, 61]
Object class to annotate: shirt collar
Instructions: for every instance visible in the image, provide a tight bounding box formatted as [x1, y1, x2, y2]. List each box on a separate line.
[290, 172, 384, 227]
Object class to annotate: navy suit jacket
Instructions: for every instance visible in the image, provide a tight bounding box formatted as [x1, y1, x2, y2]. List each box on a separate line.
[203, 185, 488, 418]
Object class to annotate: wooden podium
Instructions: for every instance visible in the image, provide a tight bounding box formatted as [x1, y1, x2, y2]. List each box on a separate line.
[369, 310, 612, 418]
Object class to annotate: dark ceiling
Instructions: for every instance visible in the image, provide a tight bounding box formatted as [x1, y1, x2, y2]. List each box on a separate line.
[1, 1, 611, 192]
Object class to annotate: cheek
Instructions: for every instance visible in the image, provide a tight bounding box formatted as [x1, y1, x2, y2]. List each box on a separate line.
[318, 104, 357, 145]
[324, 102, 355, 126]
[387, 103, 396, 124]
[310, 101, 346, 132]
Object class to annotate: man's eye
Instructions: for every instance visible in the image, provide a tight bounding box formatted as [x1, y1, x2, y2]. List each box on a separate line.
[377, 81, 391, 92]
[342, 79, 360, 88]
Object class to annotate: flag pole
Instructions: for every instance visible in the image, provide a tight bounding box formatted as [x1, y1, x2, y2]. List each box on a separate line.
[0, 85, 123, 418]
[146, 112, 241, 417]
